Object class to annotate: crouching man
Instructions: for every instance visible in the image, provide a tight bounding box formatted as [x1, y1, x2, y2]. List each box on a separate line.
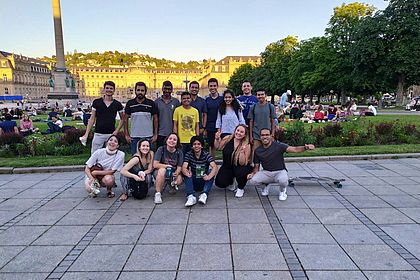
[247, 128, 315, 200]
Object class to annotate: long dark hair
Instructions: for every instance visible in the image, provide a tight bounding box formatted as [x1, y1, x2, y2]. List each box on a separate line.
[219, 89, 241, 116]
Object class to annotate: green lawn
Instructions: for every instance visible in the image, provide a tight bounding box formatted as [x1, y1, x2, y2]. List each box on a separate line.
[2, 113, 418, 168]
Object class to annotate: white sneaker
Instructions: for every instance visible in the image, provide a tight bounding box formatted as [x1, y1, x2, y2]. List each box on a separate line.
[279, 191, 288, 201]
[235, 189, 244, 198]
[227, 184, 237, 192]
[154, 192, 162, 204]
[79, 136, 87, 146]
[185, 194, 197, 207]
[90, 180, 100, 195]
[198, 193, 207, 205]
[261, 185, 270, 196]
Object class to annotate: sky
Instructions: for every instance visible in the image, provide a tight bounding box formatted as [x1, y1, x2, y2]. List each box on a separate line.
[0, 0, 389, 62]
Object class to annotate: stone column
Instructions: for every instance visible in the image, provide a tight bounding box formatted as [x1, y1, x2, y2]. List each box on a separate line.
[48, 0, 78, 108]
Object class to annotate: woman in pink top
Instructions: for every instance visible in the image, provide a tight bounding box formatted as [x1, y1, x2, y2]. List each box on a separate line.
[19, 114, 39, 135]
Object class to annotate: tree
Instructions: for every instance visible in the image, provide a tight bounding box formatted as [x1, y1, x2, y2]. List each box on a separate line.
[325, 2, 376, 101]
[352, 0, 420, 104]
[260, 35, 299, 95]
[227, 64, 255, 95]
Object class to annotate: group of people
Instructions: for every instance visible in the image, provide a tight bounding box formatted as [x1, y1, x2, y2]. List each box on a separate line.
[284, 100, 377, 123]
[82, 79, 315, 206]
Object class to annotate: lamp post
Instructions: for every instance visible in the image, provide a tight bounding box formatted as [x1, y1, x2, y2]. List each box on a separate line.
[183, 73, 189, 92]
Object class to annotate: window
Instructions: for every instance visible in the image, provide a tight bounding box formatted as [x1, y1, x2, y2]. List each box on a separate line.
[3, 74, 7, 82]
[5, 87, 9, 94]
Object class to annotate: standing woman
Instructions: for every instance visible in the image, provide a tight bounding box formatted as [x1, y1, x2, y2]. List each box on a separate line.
[216, 90, 245, 139]
[214, 124, 252, 198]
[119, 139, 154, 201]
[84, 135, 125, 198]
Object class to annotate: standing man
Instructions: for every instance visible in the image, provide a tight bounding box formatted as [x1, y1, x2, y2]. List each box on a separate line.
[79, 81, 124, 153]
[237, 80, 258, 126]
[124, 81, 158, 154]
[155, 81, 180, 148]
[280, 90, 291, 112]
[248, 128, 315, 200]
[189, 81, 207, 136]
[173, 91, 200, 155]
[248, 89, 277, 150]
[205, 78, 223, 158]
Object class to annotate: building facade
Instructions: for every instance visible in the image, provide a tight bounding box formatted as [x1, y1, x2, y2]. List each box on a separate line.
[0, 52, 261, 102]
[0, 51, 51, 101]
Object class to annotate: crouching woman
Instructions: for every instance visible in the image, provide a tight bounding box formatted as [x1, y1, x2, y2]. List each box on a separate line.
[119, 139, 154, 201]
[84, 135, 125, 198]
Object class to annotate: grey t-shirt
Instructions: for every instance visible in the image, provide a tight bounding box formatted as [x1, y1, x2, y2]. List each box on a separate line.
[154, 146, 184, 167]
[248, 103, 276, 140]
[155, 97, 181, 136]
[253, 141, 289, 171]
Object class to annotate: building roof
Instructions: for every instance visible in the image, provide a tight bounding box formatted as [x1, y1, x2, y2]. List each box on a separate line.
[0, 50, 49, 66]
[215, 56, 260, 65]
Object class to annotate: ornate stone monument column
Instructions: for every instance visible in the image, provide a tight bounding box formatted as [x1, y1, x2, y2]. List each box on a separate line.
[48, 0, 78, 108]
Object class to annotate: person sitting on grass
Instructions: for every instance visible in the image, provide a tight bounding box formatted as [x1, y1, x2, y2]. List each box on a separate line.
[365, 103, 377, 116]
[119, 139, 154, 201]
[43, 115, 63, 134]
[182, 136, 218, 207]
[84, 135, 125, 198]
[19, 114, 39, 136]
[0, 113, 19, 136]
[314, 105, 326, 122]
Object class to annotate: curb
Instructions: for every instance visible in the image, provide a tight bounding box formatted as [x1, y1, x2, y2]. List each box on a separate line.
[2, 153, 420, 174]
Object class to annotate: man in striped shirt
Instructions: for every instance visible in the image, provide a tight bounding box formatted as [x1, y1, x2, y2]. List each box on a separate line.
[182, 136, 218, 206]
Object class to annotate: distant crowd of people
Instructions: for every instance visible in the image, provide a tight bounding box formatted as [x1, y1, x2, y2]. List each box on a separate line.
[81, 79, 315, 205]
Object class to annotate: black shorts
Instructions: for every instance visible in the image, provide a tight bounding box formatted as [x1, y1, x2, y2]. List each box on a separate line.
[206, 130, 216, 148]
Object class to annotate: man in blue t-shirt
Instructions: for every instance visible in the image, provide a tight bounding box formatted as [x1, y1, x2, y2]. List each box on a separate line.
[248, 128, 315, 201]
[0, 114, 18, 135]
[205, 78, 223, 158]
[237, 80, 258, 126]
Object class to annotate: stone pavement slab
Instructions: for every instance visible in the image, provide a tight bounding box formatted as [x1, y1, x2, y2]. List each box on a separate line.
[0, 158, 420, 279]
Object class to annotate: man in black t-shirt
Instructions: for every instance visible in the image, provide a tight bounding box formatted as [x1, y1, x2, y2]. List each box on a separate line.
[79, 81, 124, 153]
[247, 128, 315, 201]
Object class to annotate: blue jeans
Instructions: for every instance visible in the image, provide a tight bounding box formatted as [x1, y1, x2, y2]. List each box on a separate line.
[46, 122, 62, 133]
[184, 176, 214, 196]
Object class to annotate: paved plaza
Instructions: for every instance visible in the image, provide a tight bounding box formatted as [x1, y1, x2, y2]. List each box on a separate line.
[0, 158, 420, 280]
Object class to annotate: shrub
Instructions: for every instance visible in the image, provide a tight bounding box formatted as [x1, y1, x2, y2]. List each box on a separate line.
[284, 122, 315, 146]
[60, 128, 84, 145]
[323, 123, 343, 137]
[0, 132, 24, 146]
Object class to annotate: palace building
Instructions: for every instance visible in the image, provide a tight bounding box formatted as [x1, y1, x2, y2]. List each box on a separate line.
[0, 51, 260, 102]
[0, 51, 51, 101]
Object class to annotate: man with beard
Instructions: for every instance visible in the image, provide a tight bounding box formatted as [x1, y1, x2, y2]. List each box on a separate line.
[124, 81, 158, 154]
[189, 81, 207, 136]
[155, 81, 180, 148]
[248, 128, 315, 200]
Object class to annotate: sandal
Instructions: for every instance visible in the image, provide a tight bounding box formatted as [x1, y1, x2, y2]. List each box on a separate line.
[119, 193, 128, 201]
[107, 191, 115, 198]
